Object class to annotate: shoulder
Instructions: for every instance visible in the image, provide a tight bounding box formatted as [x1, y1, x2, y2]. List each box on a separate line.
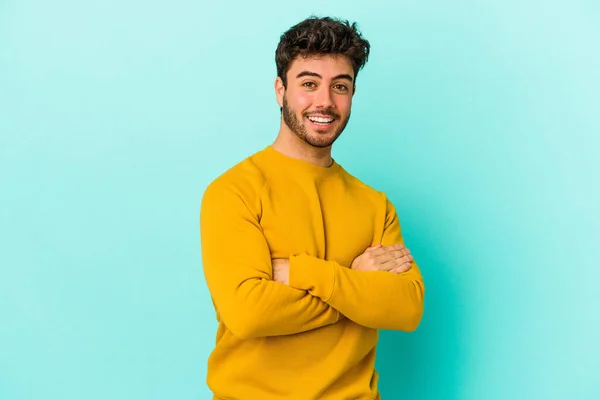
[337, 166, 399, 222]
[339, 166, 391, 205]
[201, 149, 268, 214]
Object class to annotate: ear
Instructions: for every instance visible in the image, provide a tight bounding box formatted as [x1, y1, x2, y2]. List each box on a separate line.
[275, 77, 285, 107]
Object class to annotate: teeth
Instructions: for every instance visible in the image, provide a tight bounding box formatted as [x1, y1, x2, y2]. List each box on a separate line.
[308, 116, 334, 123]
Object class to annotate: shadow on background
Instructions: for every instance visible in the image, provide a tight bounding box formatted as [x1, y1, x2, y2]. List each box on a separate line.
[375, 209, 465, 400]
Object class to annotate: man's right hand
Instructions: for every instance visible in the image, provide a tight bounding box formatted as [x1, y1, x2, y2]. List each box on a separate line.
[351, 244, 413, 274]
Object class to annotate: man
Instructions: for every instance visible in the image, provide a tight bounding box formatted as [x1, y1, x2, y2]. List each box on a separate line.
[200, 16, 425, 400]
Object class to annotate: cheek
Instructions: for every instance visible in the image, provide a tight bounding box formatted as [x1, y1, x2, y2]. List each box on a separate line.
[335, 96, 352, 114]
[293, 92, 314, 111]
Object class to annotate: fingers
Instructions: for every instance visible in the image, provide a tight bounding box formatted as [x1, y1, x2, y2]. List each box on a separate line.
[370, 243, 406, 255]
[390, 262, 412, 274]
[365, 244, 383, 252]
[385, 243, 406, 252]
[382, 249, 412, 263]
[366, 243, 414, 273]
[390, 254, 413, 273]
[375, 247, 412, 264]
[395, 254, 413, 265]
[370, 255, 413, 273]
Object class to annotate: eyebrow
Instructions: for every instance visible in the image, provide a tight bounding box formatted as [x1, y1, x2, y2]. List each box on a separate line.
[296, 71, 354, 82]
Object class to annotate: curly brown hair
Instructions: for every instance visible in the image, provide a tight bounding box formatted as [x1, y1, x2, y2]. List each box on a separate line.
[275, 16, 371, 87]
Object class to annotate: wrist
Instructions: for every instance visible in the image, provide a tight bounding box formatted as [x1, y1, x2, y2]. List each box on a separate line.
[272, 258, 290, 285]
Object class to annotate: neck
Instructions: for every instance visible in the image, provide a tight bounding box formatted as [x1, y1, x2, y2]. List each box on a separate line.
[271, 122, 333, 168]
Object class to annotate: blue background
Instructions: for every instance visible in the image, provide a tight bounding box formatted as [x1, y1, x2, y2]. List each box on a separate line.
[1, 1, 598, 399]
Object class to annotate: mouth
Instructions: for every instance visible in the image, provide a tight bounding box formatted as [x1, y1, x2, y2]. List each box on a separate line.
[306, 115, 336, 130]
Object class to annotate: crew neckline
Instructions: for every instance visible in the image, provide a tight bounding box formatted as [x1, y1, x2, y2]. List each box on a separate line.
[262, 145, 342, 180]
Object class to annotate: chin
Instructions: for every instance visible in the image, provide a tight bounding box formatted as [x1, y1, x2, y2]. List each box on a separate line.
[305, 133, 340, 148]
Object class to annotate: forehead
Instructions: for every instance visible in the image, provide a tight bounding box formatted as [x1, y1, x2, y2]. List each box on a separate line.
[287, 54, 354, 80]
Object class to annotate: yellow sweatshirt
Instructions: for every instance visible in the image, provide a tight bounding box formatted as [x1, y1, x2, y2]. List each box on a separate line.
[200, 145, 425, 400]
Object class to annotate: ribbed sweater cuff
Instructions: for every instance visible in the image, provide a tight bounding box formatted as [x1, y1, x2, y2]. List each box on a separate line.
[288, 254, 337, 302]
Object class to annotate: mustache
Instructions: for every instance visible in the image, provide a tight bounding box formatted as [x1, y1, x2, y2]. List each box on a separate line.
[304, 110, 340, 119]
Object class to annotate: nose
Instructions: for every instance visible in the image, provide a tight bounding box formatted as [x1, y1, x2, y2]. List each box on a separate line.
[314, 86, 334, 109]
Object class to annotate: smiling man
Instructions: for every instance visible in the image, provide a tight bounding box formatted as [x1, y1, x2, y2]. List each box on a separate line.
[279, 59, 353, 148]
[200, 16, 425, 400]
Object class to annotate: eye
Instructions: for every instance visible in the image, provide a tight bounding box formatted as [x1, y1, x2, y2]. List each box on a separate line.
[303, 81, 316, 88]
[334, 84, 348, 91]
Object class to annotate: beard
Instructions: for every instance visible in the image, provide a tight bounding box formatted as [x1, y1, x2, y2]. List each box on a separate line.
[282, 95, 350, 148]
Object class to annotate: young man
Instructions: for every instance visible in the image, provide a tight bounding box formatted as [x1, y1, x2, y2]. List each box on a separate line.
[200, 16, 425, 400]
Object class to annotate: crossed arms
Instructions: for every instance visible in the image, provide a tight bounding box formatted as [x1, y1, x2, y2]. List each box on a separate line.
[200, 182, 425, 339]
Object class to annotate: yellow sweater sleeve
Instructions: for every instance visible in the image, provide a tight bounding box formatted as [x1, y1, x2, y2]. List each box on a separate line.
[288, 198, 425, 331]
[200, 179, 341, 339]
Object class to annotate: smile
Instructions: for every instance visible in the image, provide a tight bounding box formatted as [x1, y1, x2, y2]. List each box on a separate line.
[307, 115, 335, 126]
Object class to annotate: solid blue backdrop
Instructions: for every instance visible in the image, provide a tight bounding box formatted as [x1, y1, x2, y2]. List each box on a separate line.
[1, 1, 598, 399]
